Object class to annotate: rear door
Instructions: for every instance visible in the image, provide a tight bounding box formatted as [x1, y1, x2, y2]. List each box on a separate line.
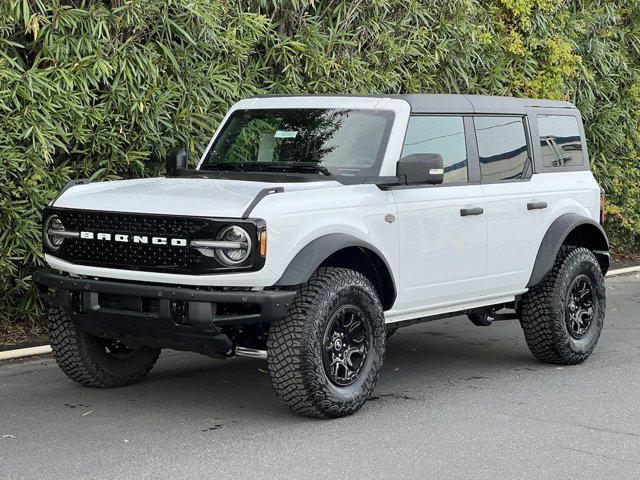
[391, 115, 487, 312]
[474, 115, 551, 295]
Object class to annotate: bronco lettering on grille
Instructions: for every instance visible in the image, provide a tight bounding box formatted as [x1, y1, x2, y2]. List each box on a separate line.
[79, 231, 188, 247]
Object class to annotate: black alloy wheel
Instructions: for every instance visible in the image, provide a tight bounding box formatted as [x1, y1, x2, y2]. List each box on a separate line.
[565, 274, 595, 339]
[322, 305, 372, 387]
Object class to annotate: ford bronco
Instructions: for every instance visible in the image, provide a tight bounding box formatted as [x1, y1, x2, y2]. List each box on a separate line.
[36, 94, 609, 418]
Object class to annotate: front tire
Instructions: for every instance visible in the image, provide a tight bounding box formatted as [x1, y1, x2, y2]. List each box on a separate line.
[520, 247, 606, 365]
[48, 307, 160, 387]
[267, 267, 386, 418]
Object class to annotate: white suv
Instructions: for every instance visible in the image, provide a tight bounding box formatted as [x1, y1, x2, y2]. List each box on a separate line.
[36, 94, 609, 418]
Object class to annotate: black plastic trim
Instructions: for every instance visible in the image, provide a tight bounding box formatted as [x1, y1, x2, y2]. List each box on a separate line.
[242, 187, 284, 219]
[527, 213, 609, 287]
[275, 233, 396, 294]
[35, 270, 294, 320]
[527, 201, 548, 210]
[42, 207, 266, 274]
[460, 207, 484, 216]
[35, 270, 295, 356]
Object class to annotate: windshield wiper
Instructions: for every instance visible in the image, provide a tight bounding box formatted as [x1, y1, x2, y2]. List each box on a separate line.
[199, 163, 248, 172]
[200, 161, 332, 176]
[250, 162, 332, 176]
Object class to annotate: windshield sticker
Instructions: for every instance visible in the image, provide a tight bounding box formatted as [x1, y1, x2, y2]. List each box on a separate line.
[274, 130, 298, 139]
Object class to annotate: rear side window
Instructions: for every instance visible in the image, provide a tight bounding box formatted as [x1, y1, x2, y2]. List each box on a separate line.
[475, 116, 530, 182]
[401, 116, 468, 184]
[537, 115, 584, 167]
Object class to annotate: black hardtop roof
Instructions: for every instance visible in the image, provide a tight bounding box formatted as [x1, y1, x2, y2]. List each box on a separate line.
[250, 93, 577, 114]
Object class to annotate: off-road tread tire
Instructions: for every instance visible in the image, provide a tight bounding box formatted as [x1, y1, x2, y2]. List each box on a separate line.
[267, 267, 385, 418]
[48, 307, 160, 388]
[520, 246, 606, 365]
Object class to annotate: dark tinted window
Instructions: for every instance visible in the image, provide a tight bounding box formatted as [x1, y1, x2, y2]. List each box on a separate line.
[537, 115, 584, 167]
[475, 116, 530, 182]
[201, 109, 394, 177]
[401, 116, 468, 184]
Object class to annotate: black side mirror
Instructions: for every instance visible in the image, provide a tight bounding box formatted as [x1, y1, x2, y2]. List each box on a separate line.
[396, 153, 444, 185]
[166, 147, 188, 176]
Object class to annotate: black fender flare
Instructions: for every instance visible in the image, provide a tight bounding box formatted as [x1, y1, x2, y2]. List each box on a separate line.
[275, 233, 396, 305]
[527, 213, 609, 288]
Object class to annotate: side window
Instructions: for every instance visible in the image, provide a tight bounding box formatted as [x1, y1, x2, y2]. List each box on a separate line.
[537, 115, 584, 167]
[401, 116, 468, 184]
[475, 116, 530, 182]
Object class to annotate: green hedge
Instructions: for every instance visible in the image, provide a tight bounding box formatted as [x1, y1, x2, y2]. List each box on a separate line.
[1, 0, 639, 327]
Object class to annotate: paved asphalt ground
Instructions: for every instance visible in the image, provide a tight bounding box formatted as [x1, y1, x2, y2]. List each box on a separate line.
[1, 274, 639, 479]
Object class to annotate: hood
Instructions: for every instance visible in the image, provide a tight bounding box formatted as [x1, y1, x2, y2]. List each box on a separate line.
[53, 177, 341, 218]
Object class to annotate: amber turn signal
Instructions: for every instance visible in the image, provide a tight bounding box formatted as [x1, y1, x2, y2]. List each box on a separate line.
[259, 228, 267, 256]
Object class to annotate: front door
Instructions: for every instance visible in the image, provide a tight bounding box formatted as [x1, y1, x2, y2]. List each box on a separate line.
[392, 115, 487, 313]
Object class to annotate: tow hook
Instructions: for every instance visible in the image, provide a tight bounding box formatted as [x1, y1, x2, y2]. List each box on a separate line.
[467, 309, 495, 326]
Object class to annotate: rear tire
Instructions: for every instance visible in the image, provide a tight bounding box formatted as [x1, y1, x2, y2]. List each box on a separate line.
[48, 307, 160, 387]
[267, 267, 385, 418]
[520, 247, 606, 365]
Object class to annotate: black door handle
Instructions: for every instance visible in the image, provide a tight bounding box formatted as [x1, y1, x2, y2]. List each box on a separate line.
[460, 207, 484, 217]
[527, 201, 547, 210]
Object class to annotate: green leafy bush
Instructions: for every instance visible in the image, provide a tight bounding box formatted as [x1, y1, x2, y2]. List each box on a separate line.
[1, 0, 639, 329]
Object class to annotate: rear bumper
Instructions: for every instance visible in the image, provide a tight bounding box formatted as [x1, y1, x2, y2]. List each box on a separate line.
[34, 271, 295, 357]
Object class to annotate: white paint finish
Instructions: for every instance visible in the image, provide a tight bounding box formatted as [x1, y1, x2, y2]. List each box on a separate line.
[196, 96, 412, 177]
[391, 185, 487, 310]
[48, 183, 400, 288]
[251, 183, 400, 282]
[538, 170, 599, 217]
[481, 175, 550, 294]
[482, 171, 600, 294]
[54, 176, 341, 217]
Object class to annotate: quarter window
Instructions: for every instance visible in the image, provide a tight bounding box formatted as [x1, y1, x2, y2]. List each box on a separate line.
[475, 116, 530, 182]
[537, 115, 584, 167]
[401, 116, 468, 184]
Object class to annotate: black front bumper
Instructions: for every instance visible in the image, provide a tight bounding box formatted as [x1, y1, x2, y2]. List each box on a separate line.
[35, 271, 295, 357]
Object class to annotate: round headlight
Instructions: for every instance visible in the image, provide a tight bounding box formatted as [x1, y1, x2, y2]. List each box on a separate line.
[215, 226, 252, 266]
[44, 215, 65, 250]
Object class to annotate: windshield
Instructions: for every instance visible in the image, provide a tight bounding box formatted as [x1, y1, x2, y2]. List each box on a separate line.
[200, 109, 394, 177]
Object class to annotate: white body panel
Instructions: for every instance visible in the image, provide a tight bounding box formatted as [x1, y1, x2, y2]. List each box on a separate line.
[391, 184, 487, 310]
[54, 176, 341, 218]
[49, 183, 399, 288]
[482, 170, 599, 294]
[481, 175, 550, 294]
[45, 95, 603, 325]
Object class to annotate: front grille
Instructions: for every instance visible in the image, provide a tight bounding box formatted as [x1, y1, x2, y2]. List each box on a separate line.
[44, 208, 262, 274]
